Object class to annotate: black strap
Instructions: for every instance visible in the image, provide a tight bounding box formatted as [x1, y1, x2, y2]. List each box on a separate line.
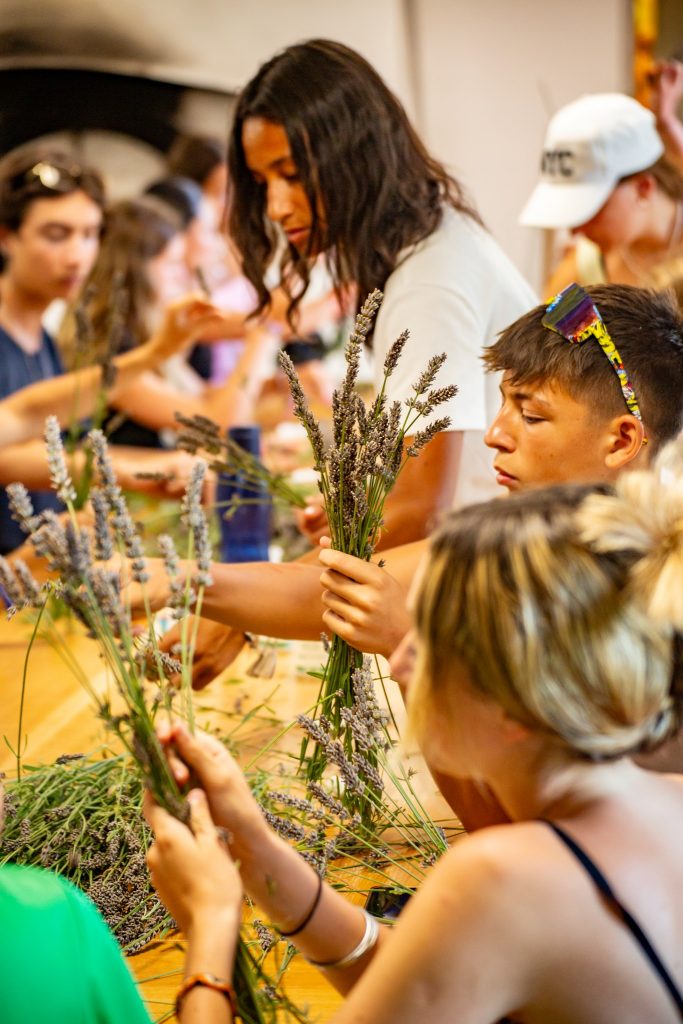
[546, 821, 683, 1018]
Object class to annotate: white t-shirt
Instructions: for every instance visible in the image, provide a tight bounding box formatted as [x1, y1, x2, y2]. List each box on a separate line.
[373, 207, 537, 509]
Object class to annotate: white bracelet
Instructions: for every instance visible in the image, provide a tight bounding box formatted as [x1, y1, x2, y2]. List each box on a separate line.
[306, 910, 380, 969]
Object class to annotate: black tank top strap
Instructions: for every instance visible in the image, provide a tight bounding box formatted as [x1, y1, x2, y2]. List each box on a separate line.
[545, 820, 683, 1019]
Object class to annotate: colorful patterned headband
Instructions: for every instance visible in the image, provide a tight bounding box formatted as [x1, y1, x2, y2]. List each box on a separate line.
[543, 283, 646, 438]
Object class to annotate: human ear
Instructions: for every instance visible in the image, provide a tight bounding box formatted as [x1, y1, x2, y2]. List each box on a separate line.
[633, 172, 656, 203]
[499, 707, 532, 746]
[0, 226, 12, 266]
[604, 415, 647, 469]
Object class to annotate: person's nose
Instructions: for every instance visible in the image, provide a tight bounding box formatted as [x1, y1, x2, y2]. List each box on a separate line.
[64, 233, 94, 273]
[388, 629, 416, 689]
[265, 178, 294, 225]
[484, 407, 515, 452]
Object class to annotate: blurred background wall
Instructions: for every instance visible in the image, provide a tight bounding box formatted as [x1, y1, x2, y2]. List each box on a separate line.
[1, 0, 676, 291]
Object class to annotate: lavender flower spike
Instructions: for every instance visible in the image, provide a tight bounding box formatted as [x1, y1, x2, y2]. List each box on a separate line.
[180, 461, 213, 588]
[90, 489, 114, 562]
[278, 351, 326, 464]
[0, 557, 23, 607]
[88, 430, 148, 582]
[383, 328, 409, 376]
[44, 416, 76, 504]
[6, 482, 37, 534]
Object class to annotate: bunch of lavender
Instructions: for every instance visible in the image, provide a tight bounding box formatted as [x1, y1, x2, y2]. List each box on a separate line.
[5, 418, 214, 822]
[173, 411, 308, 512]
[254, 659, 454, 909]
[279, 290, 457, 816]
[0, 754, 169, 952]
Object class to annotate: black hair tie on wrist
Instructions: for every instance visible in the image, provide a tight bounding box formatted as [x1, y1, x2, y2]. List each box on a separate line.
[277, 873, 324, 938]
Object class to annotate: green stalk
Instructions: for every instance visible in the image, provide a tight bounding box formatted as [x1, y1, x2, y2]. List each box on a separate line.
[9, 600, 47, 780]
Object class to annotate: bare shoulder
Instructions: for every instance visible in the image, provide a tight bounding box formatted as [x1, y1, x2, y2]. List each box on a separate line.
[441, 820, 569, 877]
[429, 820, 581, 922]
[381, 822, 580, 1016]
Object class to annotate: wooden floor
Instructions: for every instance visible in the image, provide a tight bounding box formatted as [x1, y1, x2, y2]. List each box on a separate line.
[0, 612, 454, 1022]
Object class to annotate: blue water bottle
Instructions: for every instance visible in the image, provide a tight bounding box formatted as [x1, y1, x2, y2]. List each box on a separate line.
[216, 425, 272, 562]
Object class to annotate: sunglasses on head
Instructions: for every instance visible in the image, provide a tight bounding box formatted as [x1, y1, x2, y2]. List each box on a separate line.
[9, 161, 88, 195]
[542, 283, 647, 443]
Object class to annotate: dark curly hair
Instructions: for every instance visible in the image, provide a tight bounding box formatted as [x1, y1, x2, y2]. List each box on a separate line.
[228, 39, 480, 335]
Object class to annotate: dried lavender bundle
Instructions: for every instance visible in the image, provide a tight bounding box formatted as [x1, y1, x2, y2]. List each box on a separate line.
[279, 289, 456, 557]
[0, 755, 168, 952]
[4, 419, 216, 823]
[256, 663, 452, 872]
[279, 290, 457, 818]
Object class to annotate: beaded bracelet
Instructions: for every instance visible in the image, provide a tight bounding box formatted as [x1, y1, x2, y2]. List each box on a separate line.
[306, 909, 380, 969]
[277, 872, 324, 937]
[175, 972, 238, 1019]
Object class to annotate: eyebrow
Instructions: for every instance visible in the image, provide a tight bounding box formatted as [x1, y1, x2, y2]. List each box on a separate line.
[37, 219, 71, 227]
[249, 155, 296, 174]
[38, 219, 100, 229]
[499, 383, 552, 409]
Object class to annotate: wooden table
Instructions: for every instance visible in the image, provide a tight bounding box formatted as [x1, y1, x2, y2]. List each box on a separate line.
[0, 613, 455, 1022]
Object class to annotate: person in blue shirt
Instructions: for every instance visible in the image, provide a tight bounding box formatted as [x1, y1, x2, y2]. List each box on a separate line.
[0, 144, 231, 553]
[0, 146, 104, 551]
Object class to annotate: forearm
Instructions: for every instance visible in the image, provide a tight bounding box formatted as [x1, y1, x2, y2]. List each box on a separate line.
[179, 910, 240, 1024]
[656, 114, 683, 175]
[0, 438, 168, 493]
[377, 497, 441, 549]
[199, 561, 324, 638]
[140, 557, 325, 638]
[111, 329, 276, 433]
[379, 539, 427, 589]
[0, 365, 114, 445]
[109, 372, 208, 432]
[0, 342, 172, 449]
[0, 439, 53, 488]
[377, 490, 452, 549]
[235, 826, 384, 995]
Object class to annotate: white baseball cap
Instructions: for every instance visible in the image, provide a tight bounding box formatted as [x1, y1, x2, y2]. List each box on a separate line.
[519, 93, 665, 230]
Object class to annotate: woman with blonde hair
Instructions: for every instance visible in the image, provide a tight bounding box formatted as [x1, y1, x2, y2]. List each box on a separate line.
[145, 446, 683, 1022]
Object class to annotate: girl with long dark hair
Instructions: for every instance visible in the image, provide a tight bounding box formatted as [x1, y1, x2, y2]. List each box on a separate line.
[228, 39, 536, 545]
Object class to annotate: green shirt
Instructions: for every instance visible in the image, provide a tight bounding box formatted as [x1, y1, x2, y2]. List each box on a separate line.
[0, 864, 152, 1023]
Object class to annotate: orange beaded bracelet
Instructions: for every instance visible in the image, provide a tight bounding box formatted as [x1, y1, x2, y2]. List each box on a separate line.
[175, 972, 238, 1019]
